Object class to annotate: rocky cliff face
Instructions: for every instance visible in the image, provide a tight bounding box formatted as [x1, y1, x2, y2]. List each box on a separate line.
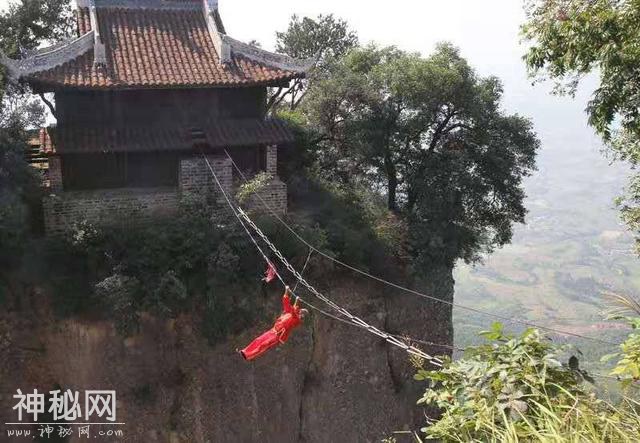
[0, 272, 453, 443]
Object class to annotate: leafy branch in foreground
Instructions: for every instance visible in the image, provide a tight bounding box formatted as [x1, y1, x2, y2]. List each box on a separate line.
[414, 323, 640, 442]
[235, 172, 273, 204]
[521, 1, 640, 254]
[602, 292, 640, 389]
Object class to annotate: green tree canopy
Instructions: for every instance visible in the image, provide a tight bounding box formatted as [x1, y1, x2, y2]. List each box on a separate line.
[303, 43, 539, 267]
[0, 0, 73, 58]
[522, 0, 640, 250]
[0, 0, 72, 269]
[276, 13, 358, 63]
[268, 14, 358, 111]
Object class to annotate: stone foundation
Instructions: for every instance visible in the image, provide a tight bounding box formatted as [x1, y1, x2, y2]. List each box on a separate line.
[43, 154, 287, 234]
[244, 177, 288, 215]
[179, 155, 232, 204]
[43, 187, 180, 235]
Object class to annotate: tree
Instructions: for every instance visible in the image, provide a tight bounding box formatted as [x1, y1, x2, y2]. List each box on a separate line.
[0, 0, 73, 58]
[522, 0, 640, 251]
[268, 14, 358, 112]
[0, 0, 72, 272]
[303, 43, 539, 268]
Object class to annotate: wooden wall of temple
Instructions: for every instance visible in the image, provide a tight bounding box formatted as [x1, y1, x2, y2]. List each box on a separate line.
[54, 87, 267, 127]
[61, 152, 180, 191]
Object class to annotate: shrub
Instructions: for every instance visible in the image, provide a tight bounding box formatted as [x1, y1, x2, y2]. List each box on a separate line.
[95, 273, 141, 336]
[602, 293, 640, 389]
[236, 172, 273, 203]
[414, 323, 640, 442]
[285, 174, 404, 276]
[44, 200, 254, 339]
[150, 270, 187, 318]
[43, 198, 320, 343]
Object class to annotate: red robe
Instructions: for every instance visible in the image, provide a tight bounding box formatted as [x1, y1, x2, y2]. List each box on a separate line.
[240, 292, 302, 361]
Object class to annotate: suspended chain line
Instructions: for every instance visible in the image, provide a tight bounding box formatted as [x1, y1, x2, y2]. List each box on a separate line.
[201, 154, 443, 366]
[237, 206, 443, 365]
[293, 248, 313, 292]
[197, 157, 620, 377]
[201, 153, 329, 325]
[223, 150, 619, 347]
[200, 153, 337, 316]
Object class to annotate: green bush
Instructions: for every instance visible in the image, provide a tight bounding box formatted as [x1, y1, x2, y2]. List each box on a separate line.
[236, 172, 273, 203]
[95, 273, 141, 336]
[43, 197, 324, 342]
[414, 323, 640, 442]
[44, 199, 267, 341]
[285, 174, 406, 276]
[602, 293, 640, 389]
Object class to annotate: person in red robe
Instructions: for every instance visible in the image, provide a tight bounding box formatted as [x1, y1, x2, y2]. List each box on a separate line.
[239, 287, 308, 361]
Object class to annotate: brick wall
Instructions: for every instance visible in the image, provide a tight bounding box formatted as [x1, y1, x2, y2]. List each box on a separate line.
[179, 155, 232, 204]
[244, 177, 287, 214]
[42, 187, 179, 235]
[265, 144, 277, 176]
[42, 153, 287, 234]
[48, 156, 63, 193]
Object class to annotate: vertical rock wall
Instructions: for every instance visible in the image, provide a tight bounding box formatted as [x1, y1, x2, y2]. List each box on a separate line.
[0, 273, 453, 443]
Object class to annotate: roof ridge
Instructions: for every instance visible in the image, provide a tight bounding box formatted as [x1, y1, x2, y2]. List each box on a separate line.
[225, 36, 315, 74]
[80, 0, 201, 10]
[1, 1, 310, 89]
[0, 31, 94, 79]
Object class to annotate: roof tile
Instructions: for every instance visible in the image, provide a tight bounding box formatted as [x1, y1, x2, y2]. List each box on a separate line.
[28, 7, 301, 89]
[42, 118, 295, 154]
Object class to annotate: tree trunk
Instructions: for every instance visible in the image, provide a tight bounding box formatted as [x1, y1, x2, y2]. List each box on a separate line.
[384, 150, 398, 212]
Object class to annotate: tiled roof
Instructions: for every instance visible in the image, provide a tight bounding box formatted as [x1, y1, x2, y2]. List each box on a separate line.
[25, 6, 303, 89]
[41, 118, 294, 154]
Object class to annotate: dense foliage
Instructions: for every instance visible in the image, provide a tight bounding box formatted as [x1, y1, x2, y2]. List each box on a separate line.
[0, 0, 73, 300]
[287, 174, 409, 273]
[0, 92, 42, 267]
[45, 199, 259, 339]
[602, 293, 640, 388]
[268, 14, 358, 111]
[415, 323, 640, 442]
[301, 43, 539, 268]
[43, 198, 320, 341]
[0, 0, 73, 58]
[522, 0, 640, 253]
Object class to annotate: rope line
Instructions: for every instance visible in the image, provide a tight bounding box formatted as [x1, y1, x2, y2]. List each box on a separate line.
[199, 156, 626, 382]
[293, 249, 313, 292]
[201, 154, 444, 366]
[223, 150, 620, 347]
[238, 206, 443, 365]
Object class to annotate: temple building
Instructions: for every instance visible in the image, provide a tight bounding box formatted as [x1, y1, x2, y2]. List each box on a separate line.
[1, 0, 310, 234]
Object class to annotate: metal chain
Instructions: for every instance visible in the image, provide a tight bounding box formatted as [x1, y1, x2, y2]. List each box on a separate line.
[201, 153, 443, 365]
[238, 207, 443, 365]
[223, 150, 619, 347]
[293, 248, 313, 292]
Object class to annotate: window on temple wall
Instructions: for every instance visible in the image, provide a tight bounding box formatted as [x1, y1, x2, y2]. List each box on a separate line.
[62, 152, 179, 191]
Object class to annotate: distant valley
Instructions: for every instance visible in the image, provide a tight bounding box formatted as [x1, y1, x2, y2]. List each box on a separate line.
[454, 136, 637, 372]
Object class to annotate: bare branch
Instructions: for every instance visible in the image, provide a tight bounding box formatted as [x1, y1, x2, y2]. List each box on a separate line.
[38, 93, 56, 119]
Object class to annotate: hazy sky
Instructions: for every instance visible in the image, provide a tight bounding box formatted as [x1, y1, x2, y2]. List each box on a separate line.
[0, 0, 599, 149]
[217, 0, 599, 148]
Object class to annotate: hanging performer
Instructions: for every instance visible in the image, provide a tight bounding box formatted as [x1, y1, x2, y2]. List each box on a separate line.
[239, 287, 308, 361]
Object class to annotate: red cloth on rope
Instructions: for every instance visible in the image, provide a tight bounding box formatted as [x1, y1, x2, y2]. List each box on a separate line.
[262, 262, 277, 283]
[240, 291, 302, 361]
